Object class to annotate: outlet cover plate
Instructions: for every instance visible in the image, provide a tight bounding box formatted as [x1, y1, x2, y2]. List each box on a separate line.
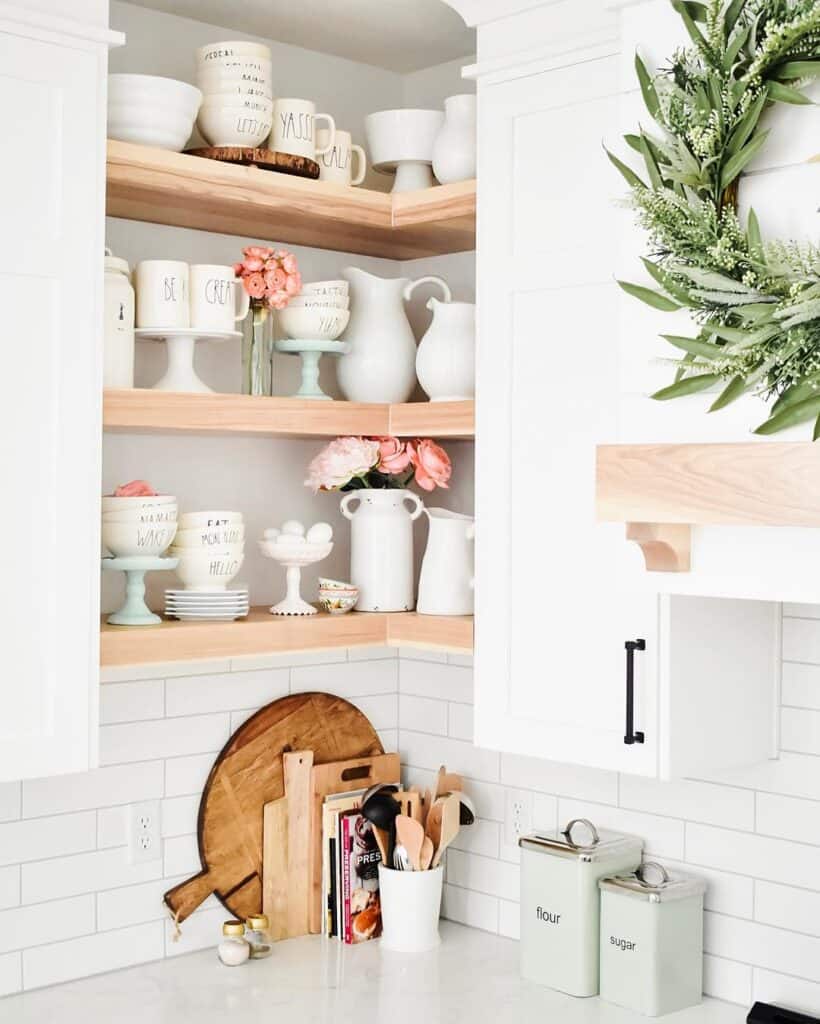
[504, 788, 533, 849]
[128, 799, 162, 864]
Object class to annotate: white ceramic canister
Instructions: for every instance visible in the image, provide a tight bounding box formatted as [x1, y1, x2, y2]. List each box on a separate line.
[432, 94, 476, 185]
[519, 819, 643, 997]
[598, 862, 706, 1017]
[103, 249, 135, 388]
[415, 299, 475, 401]
[378, 864, 443, 953]
[340, 489, 423, 611]
[417, 508, 474, 616]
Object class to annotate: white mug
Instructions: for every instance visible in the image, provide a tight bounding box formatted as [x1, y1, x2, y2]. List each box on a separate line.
[273, 99, 335, 160]
[135, 260, 189, 329]
[189, 265, 250, 332]
[317, 128, 366, 186]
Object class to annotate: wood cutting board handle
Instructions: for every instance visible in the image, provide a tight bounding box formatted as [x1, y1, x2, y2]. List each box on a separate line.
[163, 869, 215, 924]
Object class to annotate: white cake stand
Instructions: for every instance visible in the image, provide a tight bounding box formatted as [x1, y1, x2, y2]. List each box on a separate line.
[258, 539, 333, 615]
[135, 328, 242, 393]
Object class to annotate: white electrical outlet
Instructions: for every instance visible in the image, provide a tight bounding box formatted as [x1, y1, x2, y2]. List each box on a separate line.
[504, 788, 533, 849]
[128, 800, 162, 864]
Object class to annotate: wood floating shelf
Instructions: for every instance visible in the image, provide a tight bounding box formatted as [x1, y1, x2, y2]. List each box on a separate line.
[103, 389, 475, 439]
[106, 140, 476, 260]
[597, 442, 820, 572]
[100, 609, 473, 667]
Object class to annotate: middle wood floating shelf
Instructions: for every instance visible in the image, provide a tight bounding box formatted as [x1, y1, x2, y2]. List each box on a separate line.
[103, 389, 475, 439]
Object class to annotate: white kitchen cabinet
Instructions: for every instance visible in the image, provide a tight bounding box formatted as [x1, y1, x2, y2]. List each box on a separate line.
[0, 7, 119, 781]
[472, 40, 779, 778]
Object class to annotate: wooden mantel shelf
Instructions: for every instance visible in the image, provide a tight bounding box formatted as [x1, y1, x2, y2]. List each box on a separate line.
[106, 140, 475, 259]
[100, 609, 473, 667]
[103, 389, 475, 439]
[597, 442, 820, 572]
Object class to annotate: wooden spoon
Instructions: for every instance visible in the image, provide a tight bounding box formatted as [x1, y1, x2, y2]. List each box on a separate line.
[422, 788, 434, 829]
[426, 797, 445, 857]
[440, 772, 464, 793]
[433, 765, 447, 801]
[372, 825, 390, 864]
[432, 792, 461, 868]
[420, 835, 434, 871]
[396, 814, 425, 871]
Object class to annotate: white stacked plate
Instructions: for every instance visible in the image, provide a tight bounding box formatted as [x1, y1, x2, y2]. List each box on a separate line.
[165, 588, 249, 621]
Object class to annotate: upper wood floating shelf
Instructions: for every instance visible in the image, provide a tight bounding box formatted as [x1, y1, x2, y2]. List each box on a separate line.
[596, 442, 820, 571]
[100, 609, 473, 667]
[103, 389, 475, 439]
[106, 140, 476, 260]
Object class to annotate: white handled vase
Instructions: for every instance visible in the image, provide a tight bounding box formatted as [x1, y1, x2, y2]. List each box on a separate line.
[417, 508, 475, 616]
[416, 298, 475, 402]
[336, 267, 451, 403]
[341, 489, 424, 611]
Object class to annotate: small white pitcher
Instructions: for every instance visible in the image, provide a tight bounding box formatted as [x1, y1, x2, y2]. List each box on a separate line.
[417, 508, 475, 616]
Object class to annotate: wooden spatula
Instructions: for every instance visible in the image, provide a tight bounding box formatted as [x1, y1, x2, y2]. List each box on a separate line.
[396, 814, 425, 871]
[420, 835, 434, 871]
[425, 797, 445, 857]
[432, 792, 460, 868]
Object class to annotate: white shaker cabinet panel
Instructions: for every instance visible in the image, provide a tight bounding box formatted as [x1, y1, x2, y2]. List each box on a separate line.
[0, 19, 110, 780]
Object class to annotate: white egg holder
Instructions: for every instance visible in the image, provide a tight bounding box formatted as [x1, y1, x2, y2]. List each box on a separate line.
[258, 538, 333, 615]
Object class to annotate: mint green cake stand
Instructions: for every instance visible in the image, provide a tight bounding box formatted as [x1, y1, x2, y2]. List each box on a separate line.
[274, 339, 350, 400]
[102, 555, 179, 626]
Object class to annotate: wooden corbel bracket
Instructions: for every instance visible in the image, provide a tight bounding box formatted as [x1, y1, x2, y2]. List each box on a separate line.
[625, 522, 692, 573]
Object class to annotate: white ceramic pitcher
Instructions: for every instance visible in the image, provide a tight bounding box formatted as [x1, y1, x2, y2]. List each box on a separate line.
[341, 488, 424, 611]
[336, 268, 451, 403]
[416, 299, 475, 401]
[417, 508, 475, 616]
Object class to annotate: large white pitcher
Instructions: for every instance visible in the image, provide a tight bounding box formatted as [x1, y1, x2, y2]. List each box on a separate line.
[337, 267, 451, 403]
[417, 508, 475, 616]
[341, 489, 424, 611]
[416, 298, 475, 401]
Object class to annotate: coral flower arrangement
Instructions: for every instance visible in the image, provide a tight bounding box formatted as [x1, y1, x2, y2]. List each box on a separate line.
[233, 245, 302, 310]
[306, 436, 452, 493]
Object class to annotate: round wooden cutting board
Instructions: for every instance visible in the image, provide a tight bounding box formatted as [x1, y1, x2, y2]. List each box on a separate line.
[186, 146, 321, 179]
[163, 692, 383, 923]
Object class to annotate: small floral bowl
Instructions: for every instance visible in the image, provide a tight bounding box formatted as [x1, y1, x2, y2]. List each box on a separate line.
[318, 577, 357, 592]
[318, 585, 359, 615]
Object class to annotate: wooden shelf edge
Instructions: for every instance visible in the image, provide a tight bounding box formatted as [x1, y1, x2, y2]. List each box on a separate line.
[100, 608, 473, 668]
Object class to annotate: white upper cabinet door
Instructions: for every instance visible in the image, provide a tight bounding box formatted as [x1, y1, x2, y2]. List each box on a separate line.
[474, 55, 660, 776]
[0, 19, 109, 780]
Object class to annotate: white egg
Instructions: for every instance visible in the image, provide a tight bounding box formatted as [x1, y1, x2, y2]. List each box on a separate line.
[306, 522, 333, 544]
[263, 527, 281, 541]
[281, 519, 305, 537]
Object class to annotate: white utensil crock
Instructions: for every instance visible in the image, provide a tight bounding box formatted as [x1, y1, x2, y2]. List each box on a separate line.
[416, 299, 475, 401]
[340, 488, 423, 611]
[378, 864, 443, 953]
[417, 509, 475, 616]
[432, 94, 477, 185]
[337, 268, 451, 403]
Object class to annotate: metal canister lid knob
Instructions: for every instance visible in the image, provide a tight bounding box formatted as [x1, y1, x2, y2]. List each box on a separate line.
[561, 818, 600, 848]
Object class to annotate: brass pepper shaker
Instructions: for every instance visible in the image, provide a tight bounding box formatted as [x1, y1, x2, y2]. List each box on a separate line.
[244, 913, 272, 959]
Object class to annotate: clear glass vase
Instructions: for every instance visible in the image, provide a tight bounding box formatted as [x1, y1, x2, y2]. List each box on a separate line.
[241, 305, 274, 396]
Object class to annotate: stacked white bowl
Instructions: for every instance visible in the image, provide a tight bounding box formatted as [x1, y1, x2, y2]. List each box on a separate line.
[168, 510, 245, 592]
[195, 41, 273, 148]
[279, 280, 350, 341]
[102, 494, 178, 558]
[108, 75, 202, 152]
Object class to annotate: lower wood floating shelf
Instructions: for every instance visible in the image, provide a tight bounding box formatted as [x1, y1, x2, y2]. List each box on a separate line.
[100, 609, 473, 667]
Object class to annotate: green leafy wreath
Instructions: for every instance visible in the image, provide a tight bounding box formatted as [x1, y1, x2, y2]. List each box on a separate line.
[609, 0, 820, 436]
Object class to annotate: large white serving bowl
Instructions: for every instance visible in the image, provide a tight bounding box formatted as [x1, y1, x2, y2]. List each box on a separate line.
[102, 494, 176, 512]
[172, 524, 245, 549]
[107, 106, 198, 151]
[198, 105, 272, 147]
[173, 551, 245, 591]
[102, 506, 178, 525]
[109, 75, 201, 114]
[108, 76, 201, 151]
[179, 510, 243, 529]
[196, 40, 271, 63]
[278, 305, 350, 341]
[365, 109, 444, 168]
[102, 519, 177, 558]
[287, 294, 349, 310]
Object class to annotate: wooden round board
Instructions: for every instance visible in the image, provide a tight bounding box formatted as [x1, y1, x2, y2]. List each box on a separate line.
[163, 692, 383, 923]
[187, 146, 320, 179]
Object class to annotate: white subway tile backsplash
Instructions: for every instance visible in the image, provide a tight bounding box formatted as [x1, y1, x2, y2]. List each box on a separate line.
[23, 762, 164, 818]
[398, 647, 448, 664]
[756, 792, 820, 846]
[783, 604, 820, 620]
[160, 795, 198, 839]
[399, 659, 473, 703]
[291, 658, 398, 698]
[99, 658, 231, 683]
[783, 616, 820, 662]
[781, 707, 820, 755]
[447, 849, 519, 901]
[165, 753, 214, 798]
[96, 807, 127, 849]
[100, 714, 229, 765]
[781, 662, 820, 710]
[0, 896, 95, 954]
[558, 799, 685, 859]
[693, 752, 820, 803]
[163, 834, 200, 878]
[0, 813, 96, 868]
[0, 952, 21, 997]
[22, 848, 163, 905]
[448, 702, 474, 742]
[687, 823, 820, 891]
[96, 875, 195, 933]
[753, 969, 820, 1013]
[401, 730, 500, 783]
[230, 649, 346, 671]
[399, 694, 448, 736]
[451, 819, 500, 859]
[351, 694, 398, 732]
[663, 860, 754, 918]
[619, 776, 755, 831]
[164, 906, 223, 957]
[441, 883, 498, 933]
[501, 754, 618, 805]
[498, 899, 520, 939]
[702, 955, 752, 1005]
[165, 668, 288, 717]
[705, 912, 820, 984]
[0, 783, 21, 823]
[23, 922, 164, 990]
[100, 679, 164, 724]
[348, 646, 397, 662]
[0, 868, 20, 911]
[755, 881, 820, 938]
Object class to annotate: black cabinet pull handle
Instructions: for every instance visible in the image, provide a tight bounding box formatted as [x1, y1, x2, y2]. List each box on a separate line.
[624, 639, 646, 745]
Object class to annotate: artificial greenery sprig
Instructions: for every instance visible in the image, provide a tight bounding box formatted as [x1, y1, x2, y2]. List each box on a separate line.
[609, 0, 820, 435]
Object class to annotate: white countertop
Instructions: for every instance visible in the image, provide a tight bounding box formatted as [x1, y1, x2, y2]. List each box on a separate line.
[4, 922, 748, 1024]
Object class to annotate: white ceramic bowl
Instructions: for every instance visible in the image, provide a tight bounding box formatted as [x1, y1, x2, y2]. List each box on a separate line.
[171, 544, 243, 558]
[278, 305, 350, 341]
[200, 96, 273, 115]
[196, 40, 272, 63]
[172, 524, 245, 548]
[198, 105, 272, 147]
[301, 280, 348, 296]
[196, 69, 271, 93]
[107, 109, 198, 151]
[318, 592, 359, 615]
[102, 494, 176, 512]
[109, 75, 201, 114]
[287, 294, 349, 310]
[197, 57, 272, 76]
[102, 507, 178, 525]
[179, 510, 243, 529]
[200, 86, 273, 103]
[365, 109, 444, 168]
[108, 76, 201, 151]
[173, 551, 245, 591]
[102, 519, 177, 558]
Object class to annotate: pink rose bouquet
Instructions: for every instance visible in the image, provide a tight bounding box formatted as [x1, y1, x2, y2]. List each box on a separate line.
[305, 436, 451, 493]
[233, 246, 302, 311]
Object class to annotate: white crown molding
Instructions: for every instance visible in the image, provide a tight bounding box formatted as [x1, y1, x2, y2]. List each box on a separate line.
[440, 0, 560, 27]
[463, 28, 618, 82]
[0, 2, 124, 45]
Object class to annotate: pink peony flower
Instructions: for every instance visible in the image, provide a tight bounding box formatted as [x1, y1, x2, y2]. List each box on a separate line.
[244, 272, 267, 299]
[113, 479, 157, 497]
[282, 253, 298, 274]
[265, 267, 287, 291]
[243, 256, 264, 273]
[375, 436, 411, 475]
[244, 245, 273, 260]
[409, 439, 451, 491]
[305, 436, 381, 492]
